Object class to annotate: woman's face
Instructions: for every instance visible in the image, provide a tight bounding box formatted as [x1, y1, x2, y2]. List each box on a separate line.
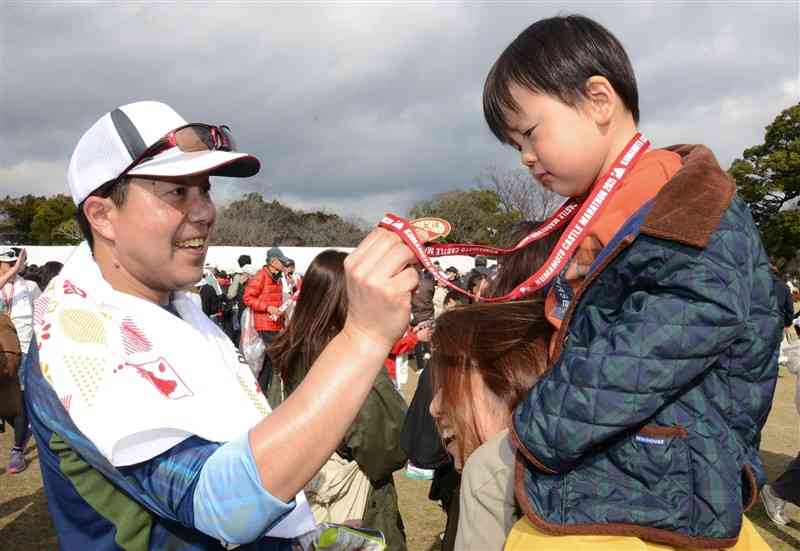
[429, 370, 510, 471]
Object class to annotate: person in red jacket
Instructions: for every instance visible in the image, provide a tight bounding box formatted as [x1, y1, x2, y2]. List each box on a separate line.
[384, 324, 434, 388]
[244, 247, 291, 392]
[244, 246, 289, 346]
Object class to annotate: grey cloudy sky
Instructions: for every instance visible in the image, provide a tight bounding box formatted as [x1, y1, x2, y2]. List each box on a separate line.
[1, 1, 798, 222]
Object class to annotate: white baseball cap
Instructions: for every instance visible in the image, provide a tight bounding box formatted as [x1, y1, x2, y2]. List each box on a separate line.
[67, 101, 260, 205]
[0, 246, 20, 262]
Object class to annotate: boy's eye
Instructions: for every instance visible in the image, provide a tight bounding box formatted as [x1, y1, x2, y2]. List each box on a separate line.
[523, 125, 536, 138]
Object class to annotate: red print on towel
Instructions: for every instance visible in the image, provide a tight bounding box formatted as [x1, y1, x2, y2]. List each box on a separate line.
[63, 280, 87, 298]
[120, 318, 153, 354]
[34, 296, 50, 327]
[60, 394, 72, 412]
[38, 323, 52, 349]
[115, 357, 193, 400]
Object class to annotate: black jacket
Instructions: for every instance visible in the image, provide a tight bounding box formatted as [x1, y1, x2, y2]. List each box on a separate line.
[772, 272, 794, 327]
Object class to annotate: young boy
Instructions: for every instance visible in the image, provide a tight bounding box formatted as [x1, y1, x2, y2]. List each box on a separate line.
[483, 15, 781, 548]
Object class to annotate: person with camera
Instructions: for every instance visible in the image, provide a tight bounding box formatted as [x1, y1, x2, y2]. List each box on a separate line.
[0, 246, 40, 474]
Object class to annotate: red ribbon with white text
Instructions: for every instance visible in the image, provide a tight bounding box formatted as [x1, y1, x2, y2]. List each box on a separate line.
[378, 133, 651, 303]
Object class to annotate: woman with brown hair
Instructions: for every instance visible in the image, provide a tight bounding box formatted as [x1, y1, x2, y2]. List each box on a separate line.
[265, 249, 409, 551]
[429, 221, 557, 550]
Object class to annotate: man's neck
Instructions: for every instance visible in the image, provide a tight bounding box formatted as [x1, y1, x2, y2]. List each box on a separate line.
[94, 245, 170, 306]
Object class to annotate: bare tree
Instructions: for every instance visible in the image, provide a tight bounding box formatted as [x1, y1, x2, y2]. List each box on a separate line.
[479, 166, 564, 222]
[211, 192, 367, 246]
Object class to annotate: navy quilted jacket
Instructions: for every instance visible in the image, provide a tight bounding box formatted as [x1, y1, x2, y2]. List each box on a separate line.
[512, 145, 781, 549]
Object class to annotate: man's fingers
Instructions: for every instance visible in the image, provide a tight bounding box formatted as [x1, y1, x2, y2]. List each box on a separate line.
[345, 229, 390, 276]
[347, 229, 412, 280]
[392, 266, 420, 295]
[347, 227, 386, 264]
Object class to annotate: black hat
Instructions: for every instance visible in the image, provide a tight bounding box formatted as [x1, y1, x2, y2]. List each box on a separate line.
[266, 247, 290, 264]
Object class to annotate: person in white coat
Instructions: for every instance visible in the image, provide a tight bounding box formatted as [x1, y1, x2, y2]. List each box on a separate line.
[0, 246, 40, 473]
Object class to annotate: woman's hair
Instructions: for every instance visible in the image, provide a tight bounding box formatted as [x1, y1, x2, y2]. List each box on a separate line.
[443, 290, 468, 308]
[489, 220, 561, 298]
[38, 261, 64, 290]
[431, 220, 561, 462]
[267, 250, 348, 385]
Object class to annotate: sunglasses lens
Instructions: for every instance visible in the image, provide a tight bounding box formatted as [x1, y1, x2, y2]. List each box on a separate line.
[219, 125, 236, 151]
[174, 125, 216, 152]
[173, 125, 236, 152]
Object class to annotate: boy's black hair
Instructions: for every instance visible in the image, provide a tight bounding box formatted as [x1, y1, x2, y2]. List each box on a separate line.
[75, 178, 130, 251]
[237, 254, 252, 268]
[483, 14, 639, 144]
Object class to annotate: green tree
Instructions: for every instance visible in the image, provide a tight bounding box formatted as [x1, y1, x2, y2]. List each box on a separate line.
[409, 188, 521, 245]
[30, 194, 77, 244]
[730, 103, 800, 265]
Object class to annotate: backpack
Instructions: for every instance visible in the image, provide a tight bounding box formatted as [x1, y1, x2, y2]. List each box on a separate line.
[0, 312, 22, 418]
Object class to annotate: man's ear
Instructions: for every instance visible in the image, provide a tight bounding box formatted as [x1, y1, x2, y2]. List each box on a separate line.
[583, 76, 618, 127]
[83, 196, 117, 242]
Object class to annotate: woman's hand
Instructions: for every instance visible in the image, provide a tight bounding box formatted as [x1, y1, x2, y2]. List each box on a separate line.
[10, 248, 26, 277]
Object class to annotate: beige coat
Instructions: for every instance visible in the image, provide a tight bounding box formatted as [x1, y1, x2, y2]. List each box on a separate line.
[455, 429, 519, 550]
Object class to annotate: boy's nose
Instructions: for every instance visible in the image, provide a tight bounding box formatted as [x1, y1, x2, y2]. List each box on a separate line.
[521, 148, 537, 167]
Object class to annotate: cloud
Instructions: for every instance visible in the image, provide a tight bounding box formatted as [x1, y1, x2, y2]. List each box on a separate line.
[1, 2, 797, 219]
[0, 160, 68, 199]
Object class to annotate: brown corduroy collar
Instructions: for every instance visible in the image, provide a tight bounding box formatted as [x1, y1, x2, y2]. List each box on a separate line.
[640, 144, 736, 248]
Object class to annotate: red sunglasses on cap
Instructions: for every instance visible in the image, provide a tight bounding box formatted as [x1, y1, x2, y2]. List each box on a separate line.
[118, 123, 237, 180]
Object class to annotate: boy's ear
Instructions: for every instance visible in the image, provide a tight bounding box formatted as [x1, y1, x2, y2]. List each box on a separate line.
[584, 76, 618, 126]
[83, 196, 118, 242]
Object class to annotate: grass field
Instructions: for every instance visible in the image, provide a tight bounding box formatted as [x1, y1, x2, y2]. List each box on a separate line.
[2, 366, 800, 550]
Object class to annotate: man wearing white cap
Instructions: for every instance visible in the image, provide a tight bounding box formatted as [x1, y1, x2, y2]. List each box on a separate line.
[25, 101, 418, 550]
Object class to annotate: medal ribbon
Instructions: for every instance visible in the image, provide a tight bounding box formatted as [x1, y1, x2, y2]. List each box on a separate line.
[378, 133, 651, 303]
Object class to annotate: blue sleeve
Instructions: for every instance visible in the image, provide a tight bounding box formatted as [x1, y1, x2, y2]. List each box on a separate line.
[192, 431, 296, 545]
[118, 436, 220, 528]
[120, 432, 295, 545]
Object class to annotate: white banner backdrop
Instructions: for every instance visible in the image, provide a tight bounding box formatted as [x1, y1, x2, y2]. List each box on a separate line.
[20, 244, 486, 277]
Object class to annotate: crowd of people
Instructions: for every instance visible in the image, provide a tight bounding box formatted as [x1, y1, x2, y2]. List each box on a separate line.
[0, 12, 797, 551]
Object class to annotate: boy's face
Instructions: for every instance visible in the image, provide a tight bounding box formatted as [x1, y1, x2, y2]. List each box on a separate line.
[503, 84, 611, 198]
